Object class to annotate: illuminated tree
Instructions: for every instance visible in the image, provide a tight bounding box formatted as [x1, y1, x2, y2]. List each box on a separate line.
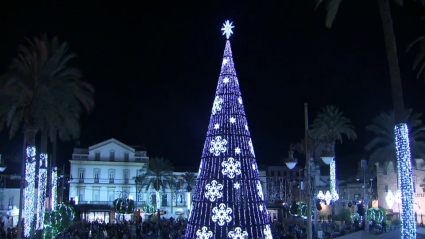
[316, 0, 423, 237]
[185, 21, 272, 239]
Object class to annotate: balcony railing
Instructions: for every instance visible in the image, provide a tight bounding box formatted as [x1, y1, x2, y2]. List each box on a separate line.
[77, 201, 147, 207]
[94, 178, 99, 183]
[109, 179, 114, 184]
[71, 178, 135, 185]
[124, 179, 129, 184]
[79, 178, 84, 183]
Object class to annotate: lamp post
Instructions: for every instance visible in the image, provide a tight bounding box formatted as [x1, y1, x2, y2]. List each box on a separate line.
[285, 103, 312, 239]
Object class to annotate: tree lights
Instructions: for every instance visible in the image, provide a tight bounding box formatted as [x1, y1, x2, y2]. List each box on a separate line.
[185, 21, 271, 238]
[395, 123, 416, 239]
[24, 146, 36, 237]
[36, 154, 48, 230]
[51, 167, 58, 209]
[330, 160, 339, 202]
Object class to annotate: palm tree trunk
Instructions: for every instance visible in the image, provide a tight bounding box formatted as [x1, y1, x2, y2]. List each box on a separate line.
[23, 126, 36, 238]
[17, 133, 26, 239]
[377, 0, 405, 123]
[378, 0, 416, 238]
[51, 128, 57, 168]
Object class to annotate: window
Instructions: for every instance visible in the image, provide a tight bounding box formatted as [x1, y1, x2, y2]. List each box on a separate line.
[79, 189, 84, 202]
[109, 170, 114, 184]
[94, 169, 100, 183]
[278, 171, 281, 177]
[95, 152, 100, 161]
[271, 171, 274, 177]
[124, 153, 129, 162]
[110, 151, 115, 161]
[79, 169, 85, 183]
[124, 170, 129, 184]
[93, 189, 100, 202]
[108, 191, 114, 202]
[8, 196, 14, 208]
[383, 167, 388, 175]
[162, 194, 167, 206]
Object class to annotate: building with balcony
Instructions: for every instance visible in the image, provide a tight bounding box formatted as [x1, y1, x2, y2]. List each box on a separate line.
[69, 138, 149, 223]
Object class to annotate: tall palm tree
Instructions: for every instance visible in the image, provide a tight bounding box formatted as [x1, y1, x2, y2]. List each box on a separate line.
[182, 172, 197, 210]
[137, 157, 174, 220]
[310, 105, 357, 147]
[310, 105, 356, 222]
[407, 25, 425, 82]
[316, 1, 421, 234]
[0, 35, 94, 238]
[365, 109, 425, 171]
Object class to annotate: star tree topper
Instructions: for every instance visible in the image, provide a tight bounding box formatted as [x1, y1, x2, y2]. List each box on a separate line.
[221, 20, 234, 39]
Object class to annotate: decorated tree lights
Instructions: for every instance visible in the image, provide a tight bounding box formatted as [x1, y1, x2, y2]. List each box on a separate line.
[185, 21, 272, 239]
[36, 154, 48, 230]
[51, 167, 58, 209]
[395, 124, 416, 239]
[24, 146, 37, 237]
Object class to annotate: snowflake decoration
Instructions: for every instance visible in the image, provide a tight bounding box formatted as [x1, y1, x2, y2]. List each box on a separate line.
[212, 203, 233, 226]
[212, 96, 223, 115]
[228, 227, 248, 239]
[234, 182, 240, 190]
[248, 139, 255, 157]
[264, 225, 272, 239]
[222, 157, 241, 179]
[230, 117, 236, 123]
[252, 163, 257, 170]
[223, 77, 229, 83]
[257, 181, 264, 200]
[221, 20, 235, 39]
[245, 124, 248, 130]
[210, 136, 227, 156]
[259, 204, 263, 211]
[214, 124, 220, 130]
[196, 226, 213, 239]
[205, 180, 223, 202]
[238, 97, 242, 104]
[222, 58, 228, 66]
[235, 147, 241, 154]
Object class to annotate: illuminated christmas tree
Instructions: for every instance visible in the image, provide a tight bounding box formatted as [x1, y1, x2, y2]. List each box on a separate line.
[185, 21, 272, 239]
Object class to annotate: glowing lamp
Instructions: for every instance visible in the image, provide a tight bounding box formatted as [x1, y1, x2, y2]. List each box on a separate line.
[284, 150, 297, 170]
[321, 144, 335, 165]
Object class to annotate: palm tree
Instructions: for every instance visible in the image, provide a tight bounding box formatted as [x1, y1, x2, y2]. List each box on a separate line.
[310, 105, 357, 147]
[310, 105, 356, 222]
[365, 109, 425, 171]
[316, 0, 422, 235]
[0, 35, 94, 238]
[137, 157, 174, 220]
[182, 172, 197, 210]
[407, 25, 425, 82]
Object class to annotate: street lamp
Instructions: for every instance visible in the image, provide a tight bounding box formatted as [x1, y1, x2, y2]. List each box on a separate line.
[284, 150, 298, 170]
[320, 144, 334, 165]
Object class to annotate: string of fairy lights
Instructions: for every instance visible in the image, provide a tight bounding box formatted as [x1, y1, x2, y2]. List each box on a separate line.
[24, 146, 36, 237]
[185, 21, 272, 239]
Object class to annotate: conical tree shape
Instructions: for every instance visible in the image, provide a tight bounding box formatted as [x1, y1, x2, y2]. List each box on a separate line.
[186, 40, 272, 239]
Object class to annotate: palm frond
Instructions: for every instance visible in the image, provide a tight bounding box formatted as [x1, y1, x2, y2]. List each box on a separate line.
[325, 0, 342, 29]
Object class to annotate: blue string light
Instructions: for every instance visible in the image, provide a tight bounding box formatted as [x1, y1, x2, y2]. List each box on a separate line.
[395, 123, 416, 239]
[185, 22, 272, 239]
[24, 146, 36, 237]
[51, 167, 58, 209]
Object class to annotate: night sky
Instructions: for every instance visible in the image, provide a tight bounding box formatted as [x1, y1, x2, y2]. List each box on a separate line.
[0, 0, 425, 178]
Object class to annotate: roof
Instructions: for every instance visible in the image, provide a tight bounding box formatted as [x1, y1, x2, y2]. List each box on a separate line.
[88, 138, 135, 152]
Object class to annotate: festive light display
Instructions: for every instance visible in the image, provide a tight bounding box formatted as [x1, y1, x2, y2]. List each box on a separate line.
[395, 124, 416, 239]
[36, 154, 48, 230]
[386, 190, 395, 209]
[221, 20, 234, 39]
[24, 146, 36, 237]
[368, 208, 386, 225]
[51, 167, 58, 209]
[317, 191, 325, 200]
[185, 21, 272, 238]
[330, 159, 339, 202]
[350, 213, 363, 227]
[324, 191, 332, 205]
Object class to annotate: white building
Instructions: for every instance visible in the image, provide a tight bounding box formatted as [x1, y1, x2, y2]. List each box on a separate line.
[69, 138, 149, 222]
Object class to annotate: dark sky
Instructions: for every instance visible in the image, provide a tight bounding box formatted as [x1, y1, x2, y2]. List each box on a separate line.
[0, 0, 425, 178]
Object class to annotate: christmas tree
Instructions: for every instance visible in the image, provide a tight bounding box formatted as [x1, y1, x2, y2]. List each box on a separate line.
[185, 21, 272, 239]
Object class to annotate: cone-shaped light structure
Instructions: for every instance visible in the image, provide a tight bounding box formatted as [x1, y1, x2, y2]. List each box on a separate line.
[185, 21, 272, 239]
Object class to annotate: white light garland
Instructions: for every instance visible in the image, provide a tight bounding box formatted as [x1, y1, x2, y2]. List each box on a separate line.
[249, 139, 255, 157]
[222, 157, 241, 179]
[156, 191, 161, 209]
[212, 203, 232, 226]
[324, 191, 332, 205]
[205, 180, 223, 202]
[317, 191, 325, 200]
[212, 96, 223, 115]
[51, 167, 58, 209]
[36, 154, 48, 230]
[257, 181, 264, 200]
[228, 227, 248, 239]
[259, 204, 263, 211]
[330, 159, 339, 202]
[264, 225, 273, 239]
[210, 136, 227, 156]
[196, 226, 213, 239]
[238, 97, 242, 104]
[386, 190, 395, 209]
[395, 123, 416, 238]
[24, 146, 36, 237]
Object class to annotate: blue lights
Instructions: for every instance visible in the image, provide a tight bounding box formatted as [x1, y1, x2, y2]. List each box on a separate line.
[395, 123, 416, 239]
[185, 22, 271, 238]
[24, 146, 36, 237]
